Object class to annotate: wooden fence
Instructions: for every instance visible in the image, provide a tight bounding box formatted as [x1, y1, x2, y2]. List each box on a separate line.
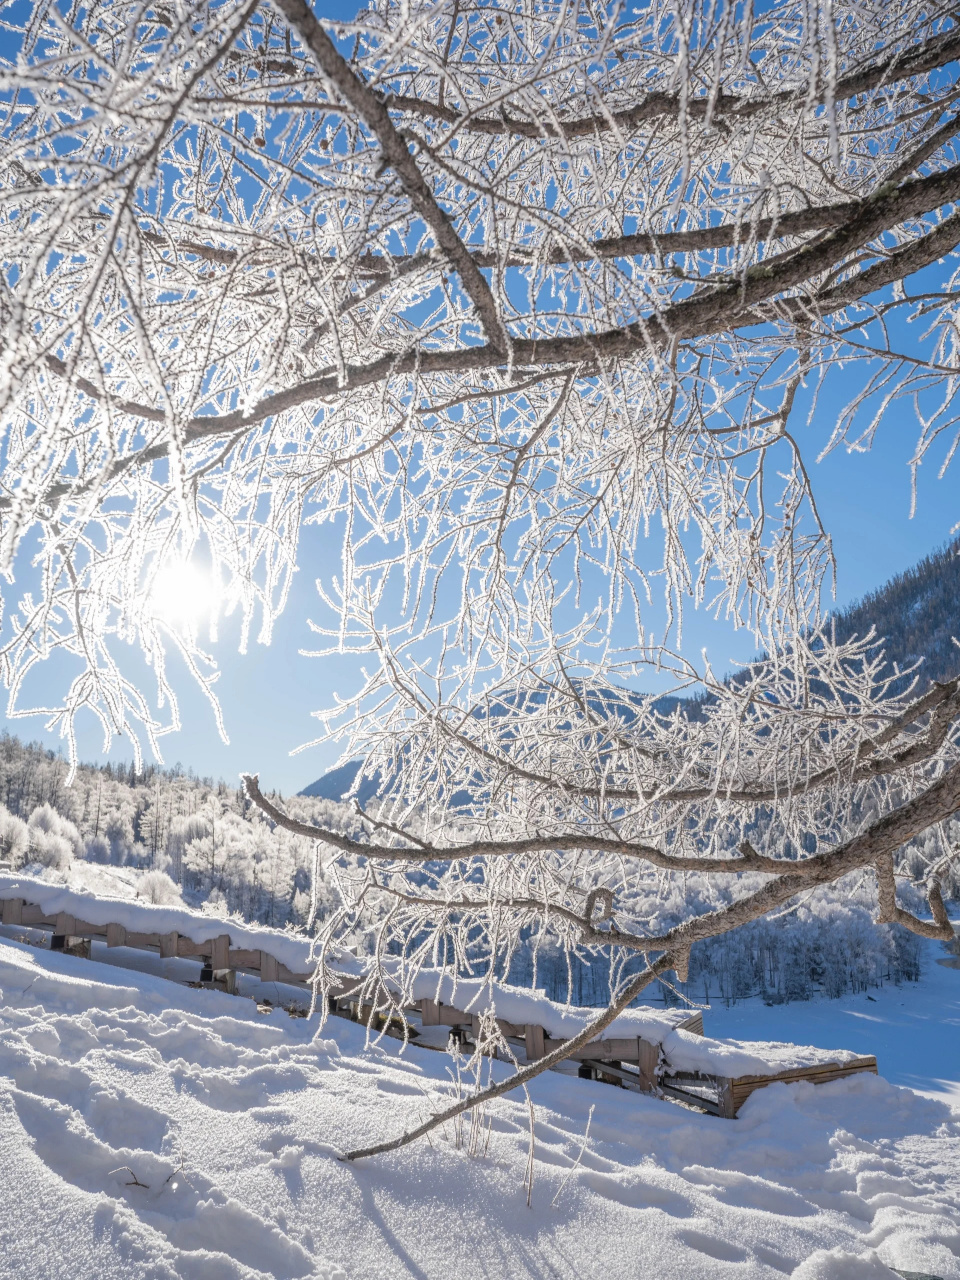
[0, 889, 878, 1118]
[0, 895, 315, 989]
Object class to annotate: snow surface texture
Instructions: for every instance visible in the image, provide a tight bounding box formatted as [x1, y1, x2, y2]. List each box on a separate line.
[0, 875, 865, 1078]
[0, 930, 957, 1280]
[658, 1027, 863, 1077]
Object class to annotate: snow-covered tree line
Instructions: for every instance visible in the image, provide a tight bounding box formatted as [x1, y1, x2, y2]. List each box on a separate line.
[0, 733, 366, 928]
[520, 880, 930, 1008]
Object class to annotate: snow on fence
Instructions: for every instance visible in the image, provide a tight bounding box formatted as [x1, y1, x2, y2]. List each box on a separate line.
[0, 874, 877, 1117]
[0, 872, 327, 990]
[406, 991, 876, 1117]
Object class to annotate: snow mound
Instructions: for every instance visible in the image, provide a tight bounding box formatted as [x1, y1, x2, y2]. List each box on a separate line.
[792, 1251, 905, 1280]
[660, 1027, 862, 1077]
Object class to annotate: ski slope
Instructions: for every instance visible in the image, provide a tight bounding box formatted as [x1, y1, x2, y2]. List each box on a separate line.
[0, 929, 957, 1280]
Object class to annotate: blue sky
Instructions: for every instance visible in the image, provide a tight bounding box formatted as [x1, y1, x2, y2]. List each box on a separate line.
[2, 0, 958, 794]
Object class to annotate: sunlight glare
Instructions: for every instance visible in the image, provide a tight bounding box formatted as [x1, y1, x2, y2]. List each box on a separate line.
[149, 561, 214, 628]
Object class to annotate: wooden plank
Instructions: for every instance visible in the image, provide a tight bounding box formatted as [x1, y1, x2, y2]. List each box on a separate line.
[22, 904, 55, 927]
[260, 951, 279, 983]
[1, 897, 23, 926]
[210, 935, 230, 969]
[718, 1078, 737, 1120]
[418, 999, 520, 1038]
[74, 919, 107, 938]
[277, 962, 311, 985]
[465, 1013, 521, 1044]
[440, 1004, 471, 1027]
[55, 912, 77, 935]
[525, 1024, 545, 1061]
[175, 935, 204, 958]
[543, 1035, 646, 1062]
[227, 948, 261, 969]
[638, 1037, 659, 1092]
[663, 1071, 715, 1089]
[497, 1018, 523, 1038]
[418, 999, 469, 1027]
[658, 1080, 722, 1115]
[106, 922, 126, 948]
[679, 1012, 704, 1036]
[729, 1056, 877, 1089]
[159, 931, 178, 959]
[577, 1058, 646, 1090]
[125, 931, 162, 950]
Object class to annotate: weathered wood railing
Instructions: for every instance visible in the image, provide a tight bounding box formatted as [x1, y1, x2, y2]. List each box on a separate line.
[0, 889, 878, 1117]
[411, 992, 877, 1116]
[658, 1057, 879, 1118]
[0, 895, 317, 989]
[414, 993, 705, 1093]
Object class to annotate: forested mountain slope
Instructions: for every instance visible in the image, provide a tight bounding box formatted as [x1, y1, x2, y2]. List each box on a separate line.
[831, 535, 960, 683]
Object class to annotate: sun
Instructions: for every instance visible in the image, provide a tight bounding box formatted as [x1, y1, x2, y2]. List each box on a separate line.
[148, 560, 214, 629]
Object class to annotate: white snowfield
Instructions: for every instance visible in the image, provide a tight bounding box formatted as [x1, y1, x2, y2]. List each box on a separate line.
[0, 874, 865, 1080]
[0, 932, 957, 1280]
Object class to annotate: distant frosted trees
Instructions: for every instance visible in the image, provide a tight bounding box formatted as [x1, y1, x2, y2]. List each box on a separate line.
[0, 732, 352, 931]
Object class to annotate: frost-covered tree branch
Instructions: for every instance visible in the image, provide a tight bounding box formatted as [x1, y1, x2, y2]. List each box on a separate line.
[243, 626, 960, 1157]
[244, 628, 959, 1024]
[3, 0, 960, 753]
[244, 632, 960, 981]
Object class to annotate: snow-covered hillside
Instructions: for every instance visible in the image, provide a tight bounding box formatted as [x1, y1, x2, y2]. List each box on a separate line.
[0, 929, 957, 1280]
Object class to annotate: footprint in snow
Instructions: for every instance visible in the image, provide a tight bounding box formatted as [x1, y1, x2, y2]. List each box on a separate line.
[9, 1087, 328, 1280]
[678, 1228, 751, 1263]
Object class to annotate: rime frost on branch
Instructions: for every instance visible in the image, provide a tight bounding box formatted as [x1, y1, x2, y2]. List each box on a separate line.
[0, 0, 960, 756]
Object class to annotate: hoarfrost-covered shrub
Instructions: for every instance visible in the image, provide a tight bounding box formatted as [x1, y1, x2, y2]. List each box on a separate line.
[27, 831, 73, 872]
[137, 870, 182, 906]
[102, 805, 136, 863]
[0, 806, 29, 866]
[83, 834, 111, 863]
[200, 888, 229, 918]
[28, 802, 81, 854]
[25, 804, 75, 871]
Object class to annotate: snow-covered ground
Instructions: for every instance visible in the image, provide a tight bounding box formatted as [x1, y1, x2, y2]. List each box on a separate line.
[0, 929, 958, 1280]
[700, 955, 960, 1111]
